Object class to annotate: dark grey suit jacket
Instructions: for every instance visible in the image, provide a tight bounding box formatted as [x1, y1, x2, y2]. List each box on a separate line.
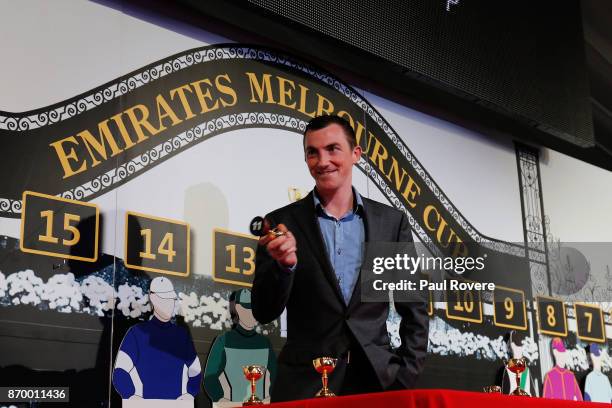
[252, 191, 428, 401]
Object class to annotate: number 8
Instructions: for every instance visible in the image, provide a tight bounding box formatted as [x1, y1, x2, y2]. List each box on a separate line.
[546, 304, 556, 326]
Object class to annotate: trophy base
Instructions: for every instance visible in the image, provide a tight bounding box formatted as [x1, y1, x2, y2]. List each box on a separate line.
[483, 385, 501, 393]
[242, 396, 264, 406]
[315, 389, 336, 398]
[510, 388, 530, 397]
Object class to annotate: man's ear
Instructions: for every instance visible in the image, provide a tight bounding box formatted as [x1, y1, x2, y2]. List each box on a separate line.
[352, 145, 362, 164]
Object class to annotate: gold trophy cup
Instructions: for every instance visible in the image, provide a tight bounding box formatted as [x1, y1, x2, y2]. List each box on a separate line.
[313, 357, 338, 398]
[242, 365, 265, 406]
[507, 358, 530, 396]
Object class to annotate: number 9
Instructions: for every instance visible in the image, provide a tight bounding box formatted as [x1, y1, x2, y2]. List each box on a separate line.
[504, 297, 514, 319]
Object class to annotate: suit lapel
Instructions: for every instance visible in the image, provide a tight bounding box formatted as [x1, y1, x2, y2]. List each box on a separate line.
[292, 192, 346, 307]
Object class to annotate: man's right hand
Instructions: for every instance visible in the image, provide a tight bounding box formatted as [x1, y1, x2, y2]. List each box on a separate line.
[258, 223, 297, 268]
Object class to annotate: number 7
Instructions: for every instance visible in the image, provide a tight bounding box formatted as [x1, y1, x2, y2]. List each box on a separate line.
[584, 311, 592, 332]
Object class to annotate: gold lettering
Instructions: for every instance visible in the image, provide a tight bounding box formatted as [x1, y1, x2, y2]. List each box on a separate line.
[361, 131, 378, 155]
[49, 136, 87, 179]
[337, 110, 354, 128]
[316, 94, 334, 116]
[423, 205, 439, 232]
[76, 121, 123, 168]
[354, 121, 367, 149]
[369, 138, 389, 174]
[169, 84, 196, 120]
[401, 176, 421, 209]
[215, 74, 237, 107]
[110, 112, 138, 149]
[245, 72, 276, 104]
[297, 84, 316, 117]
[435, 217, 452, 248]
[385, 157, 408, 191]
[423, 204, 465, 253]
[190, 79, 220, 113]
[155, 94, 182, 131]
[125, 104, 160, 141]
[277, 76, 296, 109]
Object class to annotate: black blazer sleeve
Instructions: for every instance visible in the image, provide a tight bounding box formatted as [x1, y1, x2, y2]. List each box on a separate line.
[251, 213, 295, 324]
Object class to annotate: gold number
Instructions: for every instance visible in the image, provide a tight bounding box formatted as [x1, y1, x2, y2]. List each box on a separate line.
[546, 304, 556, 327]
[39, 210, 81, 246]
[158, 232, 176, 263]
[39, 210, 59, 244]
[225, 244, 256, 275]
[62, 213, 81, 246]
[464, 291, 474, 313]
[453, 290, 474, 313]
[140, 230, 176, 262]
[225, 244, 240, 273]
[504, 297, 514, 320]
[453, 290, 462, 311]
[139, 229, 156, 260]
[584, 311, 593, 333]
[242, 247, 256, 275]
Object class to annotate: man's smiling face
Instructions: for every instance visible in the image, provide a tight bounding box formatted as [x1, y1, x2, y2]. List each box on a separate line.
[304, 123, 361, 196]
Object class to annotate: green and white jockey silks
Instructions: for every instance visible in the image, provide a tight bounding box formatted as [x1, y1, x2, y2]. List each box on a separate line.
[204, 324, 277, 403]
[503, 365, 533, 396]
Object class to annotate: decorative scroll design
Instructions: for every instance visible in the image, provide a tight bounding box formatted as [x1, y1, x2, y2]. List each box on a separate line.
[58, 113, 304, 202]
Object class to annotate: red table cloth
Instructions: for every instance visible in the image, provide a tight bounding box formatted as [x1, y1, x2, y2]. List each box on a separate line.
[269, 389, 610, 408]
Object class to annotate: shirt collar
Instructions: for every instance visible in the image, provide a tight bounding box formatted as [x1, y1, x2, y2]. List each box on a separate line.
[313, 187, 364, 216]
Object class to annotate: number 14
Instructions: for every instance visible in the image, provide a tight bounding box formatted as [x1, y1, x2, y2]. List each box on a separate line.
[140, 229, 176, 262]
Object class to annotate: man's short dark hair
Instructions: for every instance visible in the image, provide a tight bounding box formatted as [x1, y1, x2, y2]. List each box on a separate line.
[303, 115, 357, 149]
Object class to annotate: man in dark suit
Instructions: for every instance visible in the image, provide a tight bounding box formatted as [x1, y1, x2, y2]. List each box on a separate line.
[252, 115, 429, 402]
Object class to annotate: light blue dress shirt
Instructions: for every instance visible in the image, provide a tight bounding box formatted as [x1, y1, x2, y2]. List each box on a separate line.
[314, 188, 365, 305]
